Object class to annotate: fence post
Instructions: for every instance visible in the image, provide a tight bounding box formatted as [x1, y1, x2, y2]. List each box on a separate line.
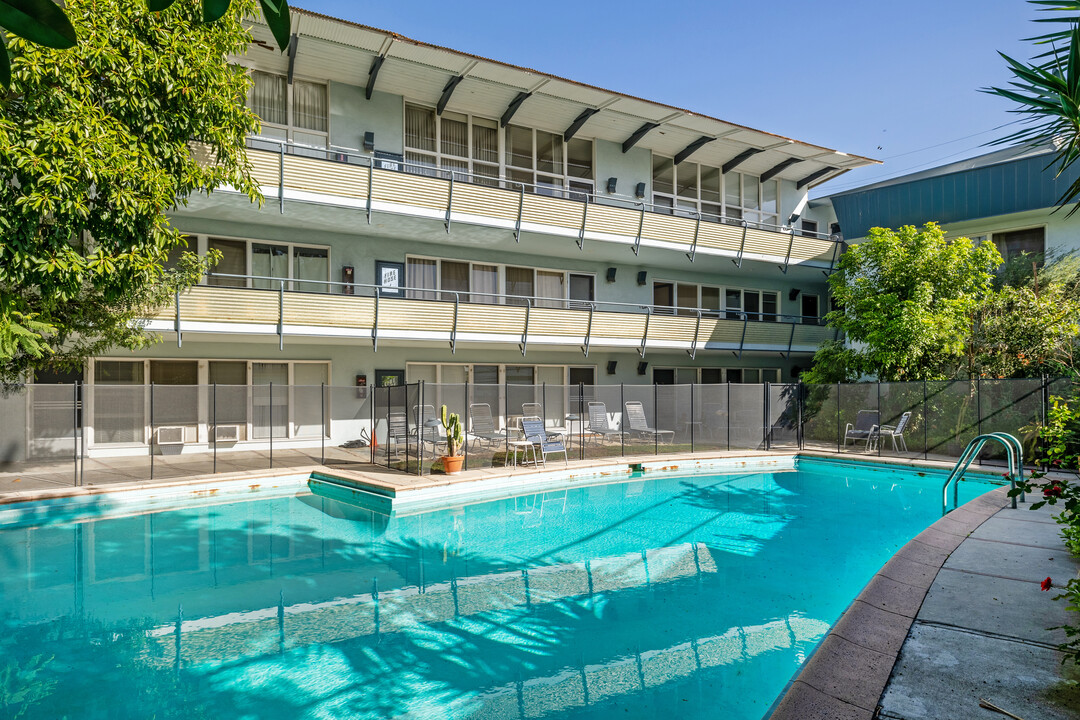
[386, 385, 391, 470]
[369, 384, 375, 465]
[579, 382, 585, 461]
[73, 382, 79, 487]
[504, 377, 510, 466]
[763, 382, 770, 451]
[836, 382, 841, 454]
[268, 381, 273, 470]
[149, 382, 155, 480]
[620, 382, 625, 457]
[417, 381, 424, 477]
[464, 379, 470, 471]
[79, 382, 85, 486]
[726, 382, 731, 451]
[798, 381, 804, 450]
[690, 383, 695, 453]
[653, 382, 658, 456]
[321, 382, 326, 466]
[213, 382, 217, 475]
[976, 377, 982, 466]
[923, 379, 928, 461]
[876, 381, 881, 457]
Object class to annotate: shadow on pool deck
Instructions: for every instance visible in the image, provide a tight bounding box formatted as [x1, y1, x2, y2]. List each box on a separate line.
[769, 487, 1080, 720]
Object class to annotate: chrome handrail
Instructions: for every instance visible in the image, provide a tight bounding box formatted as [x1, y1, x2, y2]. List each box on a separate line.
[244, 136, 841, 243]
[942, 432, 1024, 515]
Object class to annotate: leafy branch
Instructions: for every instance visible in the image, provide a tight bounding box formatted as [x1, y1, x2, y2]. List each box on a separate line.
[0, 0, 290, 85]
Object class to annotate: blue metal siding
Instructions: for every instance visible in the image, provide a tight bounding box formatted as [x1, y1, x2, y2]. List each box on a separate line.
[831, 152, 1080, 239]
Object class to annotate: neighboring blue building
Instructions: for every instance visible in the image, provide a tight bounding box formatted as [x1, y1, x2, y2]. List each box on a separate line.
[809, 144, 1080, 262]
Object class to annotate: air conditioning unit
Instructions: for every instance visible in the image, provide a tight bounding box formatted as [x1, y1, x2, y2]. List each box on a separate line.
[214, 424, 241, 443]
[155, 426, 185, 445]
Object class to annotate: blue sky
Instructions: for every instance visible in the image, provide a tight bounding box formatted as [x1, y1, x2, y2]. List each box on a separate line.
[298, 0, 1041, 194]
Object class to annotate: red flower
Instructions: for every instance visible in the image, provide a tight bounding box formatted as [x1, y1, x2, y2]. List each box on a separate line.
[1044, 481, 1065, 498]
[1002, 472, 1011, 479]
[1042, 577, 1053, 591]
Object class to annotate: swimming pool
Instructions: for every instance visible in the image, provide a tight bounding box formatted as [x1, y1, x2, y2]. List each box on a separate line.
[0, 458, 997, 719]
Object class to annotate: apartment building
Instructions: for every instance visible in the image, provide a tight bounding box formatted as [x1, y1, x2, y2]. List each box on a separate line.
[34, 8, 877, 458]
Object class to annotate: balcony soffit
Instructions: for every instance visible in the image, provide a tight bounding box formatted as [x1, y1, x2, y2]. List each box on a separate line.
[248, 11, 876, 184]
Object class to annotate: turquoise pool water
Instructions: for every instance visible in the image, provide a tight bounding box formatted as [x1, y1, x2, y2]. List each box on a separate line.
[0, 459, 996, 720]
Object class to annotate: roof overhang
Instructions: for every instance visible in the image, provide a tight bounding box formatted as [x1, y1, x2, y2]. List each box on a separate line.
[240, 7, 879, 186]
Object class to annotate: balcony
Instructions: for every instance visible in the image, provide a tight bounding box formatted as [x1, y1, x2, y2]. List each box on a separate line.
[237, 140, 843, 271]
[148, 275, 836, 356]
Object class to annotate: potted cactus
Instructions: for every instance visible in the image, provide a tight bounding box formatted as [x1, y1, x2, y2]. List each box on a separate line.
[440, 404, 465, 474]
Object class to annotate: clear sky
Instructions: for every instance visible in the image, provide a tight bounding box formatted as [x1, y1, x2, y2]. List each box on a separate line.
[296, 0, 1041, 195]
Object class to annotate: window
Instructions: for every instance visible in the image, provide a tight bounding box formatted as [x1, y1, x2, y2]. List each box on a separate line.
[655, 281, 745, 318]
[994, 227, 1045, 263]
[405, 255, 594, 308]
[651, 160, 779, 226]
[801, 294, 820, 324]
[403, 105, 592, 194]
[725, 288, 779, 322]
[248, 71, 328, 155]
[801, 220, 819, 237]
[206, 237, 330, 290]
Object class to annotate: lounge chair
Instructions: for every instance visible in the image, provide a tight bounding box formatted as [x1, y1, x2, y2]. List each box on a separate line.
[468, 403, 506, 448]
[521, 402, 564, 440]
[386, 411, 418, 457]
[843, 410, 879, 451]
[521, 418, 568, 467]
[880, 411, 911, 452]
[624, 401, 675, 443]
[413, 404, 444, 458]
[587, 401, 623, 443]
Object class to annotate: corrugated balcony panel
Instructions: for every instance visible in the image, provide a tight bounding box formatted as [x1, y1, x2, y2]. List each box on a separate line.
[741, 322, 789, 345]
[378, 297, 455, 331]
[701, 318, 743, 344]
[789, 236, 836, 263]
[695, 222, 745, 255]
[284, 155, 369, 200]
[179, 286, 279, 324]
[640, 212, 695, 248]
[374, 168, 450, 212]
[792, 323, 834, 346]
[521, 193, 586, 231]
[584, 203, 643, 238]
[249, 150, 280, 187]
[455, 303, 529, 335]
[528, 307, 591, 338]
[284, 293, 374, 328]
[648, 314, 699, 343]
[589, 312, 648, 340]
[452, 183, 519, 222]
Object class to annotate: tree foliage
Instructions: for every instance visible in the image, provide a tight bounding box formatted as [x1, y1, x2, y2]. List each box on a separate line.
[987, 1, 1080, 213]
[0, 0, 291, 86]
[0, 0, 261, 385]
[802, 223, 1002, 383]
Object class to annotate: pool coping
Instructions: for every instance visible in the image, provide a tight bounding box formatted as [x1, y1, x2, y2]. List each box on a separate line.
[766, 484, 1014, 720]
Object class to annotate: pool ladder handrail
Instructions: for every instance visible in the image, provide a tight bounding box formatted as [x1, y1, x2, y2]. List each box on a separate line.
[942, 433, 1024, 516]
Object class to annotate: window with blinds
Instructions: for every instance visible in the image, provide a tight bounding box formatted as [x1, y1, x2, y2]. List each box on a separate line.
[247, 71, 328, 154]
[651, 161, 779, 227]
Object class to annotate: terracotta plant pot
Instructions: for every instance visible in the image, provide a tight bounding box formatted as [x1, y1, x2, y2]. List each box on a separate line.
[441, 455, 464, 474]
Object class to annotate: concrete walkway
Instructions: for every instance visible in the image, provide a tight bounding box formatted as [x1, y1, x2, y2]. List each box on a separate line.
[879, 499, 1079, 720]
[771, 488, 1080, 720]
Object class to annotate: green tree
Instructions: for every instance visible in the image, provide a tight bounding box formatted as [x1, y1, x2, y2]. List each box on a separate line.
[803, 222, 1002, 383]
[0, 0, 291, 86]
[0, 0, 261, 385]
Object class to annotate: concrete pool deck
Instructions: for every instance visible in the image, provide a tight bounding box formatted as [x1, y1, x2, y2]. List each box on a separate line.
[1, 449, 1075, 717]
[770, 486, 1080, 720]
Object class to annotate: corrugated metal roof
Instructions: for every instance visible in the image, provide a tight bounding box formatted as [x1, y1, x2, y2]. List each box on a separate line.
[827, 144, 1076, 240]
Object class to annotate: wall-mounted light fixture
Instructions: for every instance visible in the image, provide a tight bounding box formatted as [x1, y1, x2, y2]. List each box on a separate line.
[637, 271, 647, 286]
[606, 361, 618, 375]
[635, 182, 646, 199]
[787, 213, 800, 226]
[363, 131, 375, 152]
[606, 267, 617, 283]
[606, 177, 618, 194]
[637, 361, 648, 376]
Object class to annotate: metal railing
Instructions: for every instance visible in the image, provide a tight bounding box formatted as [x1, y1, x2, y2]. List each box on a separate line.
[242, 137, 843, 269]
[168, 272, 835, 358]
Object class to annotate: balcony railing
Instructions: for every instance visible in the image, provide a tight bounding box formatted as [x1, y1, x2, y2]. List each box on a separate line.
[150, 273, 837, 357]
[236, 138, 844, 272]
